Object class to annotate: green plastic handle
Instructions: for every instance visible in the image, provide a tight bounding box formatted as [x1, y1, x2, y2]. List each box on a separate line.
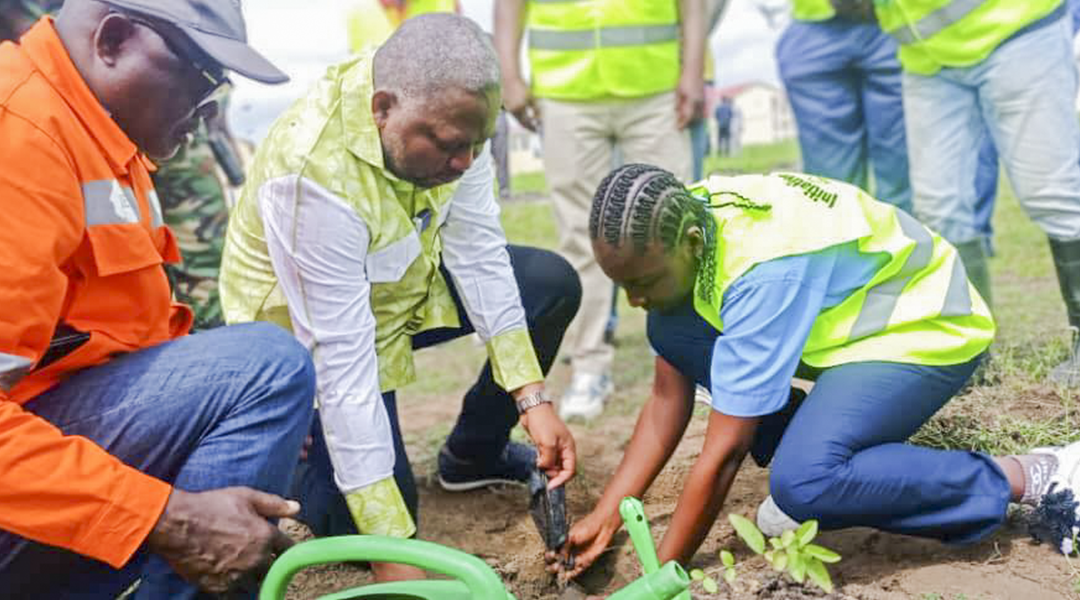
[620, 497, 660, 574]
[618, 497, 691, 600]
[608, 561, 690, 600]
[258, 535, 513, 600]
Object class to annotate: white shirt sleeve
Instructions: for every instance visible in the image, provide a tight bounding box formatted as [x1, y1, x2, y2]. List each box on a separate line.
[257, 174, 395, 494]
[439, 143, 529, 341]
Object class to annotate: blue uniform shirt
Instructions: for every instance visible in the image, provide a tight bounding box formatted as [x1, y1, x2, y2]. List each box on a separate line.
[709, 241, 888, 417]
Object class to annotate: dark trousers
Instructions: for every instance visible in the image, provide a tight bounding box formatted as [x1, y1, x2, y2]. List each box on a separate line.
[293, 245, 581, 536]
[647, 301, 1010, 544]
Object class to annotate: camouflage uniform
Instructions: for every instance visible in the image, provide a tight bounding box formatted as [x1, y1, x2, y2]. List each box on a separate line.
[152, 125, 234, 330]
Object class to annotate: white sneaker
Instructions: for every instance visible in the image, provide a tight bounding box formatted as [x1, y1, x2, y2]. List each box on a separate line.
[756, 495, 800, 538]
[1027, 441, 1080, 554]
[558, 372, 613, 421]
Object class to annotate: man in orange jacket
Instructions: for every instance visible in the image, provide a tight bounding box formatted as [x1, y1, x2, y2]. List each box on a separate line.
[0, 1, 316, 598]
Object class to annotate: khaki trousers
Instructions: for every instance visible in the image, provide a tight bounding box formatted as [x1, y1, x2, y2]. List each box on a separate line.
[539, 91, 691, 376]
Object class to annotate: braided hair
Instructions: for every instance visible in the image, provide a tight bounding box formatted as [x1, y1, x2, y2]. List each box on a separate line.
[588, 164, 709, 256]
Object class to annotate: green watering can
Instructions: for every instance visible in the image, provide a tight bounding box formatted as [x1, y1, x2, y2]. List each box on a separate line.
[259, 498, 689, 600]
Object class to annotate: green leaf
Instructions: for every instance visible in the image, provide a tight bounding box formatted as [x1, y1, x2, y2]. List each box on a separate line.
[724, 567, 737, 584]
[772, 551, 788, 572]
[728, 514, 766, 554]
[703, 577, 719, 594]
[806, 557, 834, 594]
[796, 520, 818, 547]
[787, 548, 806, 583]
[690, 568, 706, 581]
[804, 543, 842, 564]
[720, 550, 735, 567]
[770, 537, 784, 550]
[764, 550, 775, 564]
[781, 529, 796, 548]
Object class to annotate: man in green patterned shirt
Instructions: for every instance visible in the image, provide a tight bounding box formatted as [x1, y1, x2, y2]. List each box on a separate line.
[220, 14, 580, 582]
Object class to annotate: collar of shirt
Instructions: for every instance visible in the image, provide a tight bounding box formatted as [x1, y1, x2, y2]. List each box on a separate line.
[20, 17, 140, 175]
[338, 50, 417, 197]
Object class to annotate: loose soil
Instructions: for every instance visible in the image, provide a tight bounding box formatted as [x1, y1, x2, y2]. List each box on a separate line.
[283, 339, 1080, 600]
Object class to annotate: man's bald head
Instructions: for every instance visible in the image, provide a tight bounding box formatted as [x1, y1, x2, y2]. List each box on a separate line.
[373, 13, 500, 101]
[370, 13, 502, 189]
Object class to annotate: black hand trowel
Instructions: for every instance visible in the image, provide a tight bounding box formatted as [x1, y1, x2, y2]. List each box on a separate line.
[528, 467, 572, 568]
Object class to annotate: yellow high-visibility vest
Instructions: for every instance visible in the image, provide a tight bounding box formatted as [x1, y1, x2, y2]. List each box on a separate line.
[526, 0, 681, 100]
[691, 173, 995, 367]
[347, 0, 457, 54]
[790, 0, 835, 22]
[874, 0, 1063, 75]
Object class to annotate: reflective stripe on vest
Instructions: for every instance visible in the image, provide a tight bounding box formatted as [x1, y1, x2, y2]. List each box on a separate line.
[0, 352, 32, 392]
[529, 24, 679, 50]
[146, 190, 165, 228]
[888, 0, 986, 45]
[847, 210, 974, 339]
[940, 249, 974, 316]
[82, 180, 141, 225]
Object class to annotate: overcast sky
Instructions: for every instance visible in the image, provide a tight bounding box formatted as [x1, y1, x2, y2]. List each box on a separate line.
[229, 0, 787, 141]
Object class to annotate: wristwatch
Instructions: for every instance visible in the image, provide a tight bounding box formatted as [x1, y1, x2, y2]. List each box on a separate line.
[515, 390, 553, 415]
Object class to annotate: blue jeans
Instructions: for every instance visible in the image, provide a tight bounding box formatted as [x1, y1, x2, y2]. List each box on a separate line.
[647, 302, 1010, 544]
[0, 323, 316, 599]
[777, 19, 912, 213]
[292, 245, 581, 536]
[904, 14, 1080, 246]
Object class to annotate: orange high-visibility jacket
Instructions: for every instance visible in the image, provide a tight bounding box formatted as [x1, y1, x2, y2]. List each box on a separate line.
[0, 19, 191, 567]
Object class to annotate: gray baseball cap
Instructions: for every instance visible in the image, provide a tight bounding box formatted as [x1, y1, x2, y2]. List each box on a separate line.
[101, 0, 288, 84]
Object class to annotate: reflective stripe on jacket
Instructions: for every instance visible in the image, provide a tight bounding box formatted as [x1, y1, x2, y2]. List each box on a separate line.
[692, 173, 995, 367]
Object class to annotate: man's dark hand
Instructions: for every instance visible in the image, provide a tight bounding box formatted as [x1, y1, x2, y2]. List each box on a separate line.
[146, 487, 299, 594]
[504, 76, 541, 132]
[520, 402, 577, 489]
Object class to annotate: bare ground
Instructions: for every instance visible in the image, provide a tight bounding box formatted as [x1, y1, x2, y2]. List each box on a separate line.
[280, 331, 1080, 599]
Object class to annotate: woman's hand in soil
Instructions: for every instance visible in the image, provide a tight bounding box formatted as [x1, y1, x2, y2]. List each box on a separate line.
[546, 510, 622, 579]
[372, 561, 426, 582]
[147, 487, 298, 593]
[520, 401, 577, 489]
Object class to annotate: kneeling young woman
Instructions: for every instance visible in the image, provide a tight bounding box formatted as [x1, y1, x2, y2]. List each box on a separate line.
[550, 164, 1080, 575]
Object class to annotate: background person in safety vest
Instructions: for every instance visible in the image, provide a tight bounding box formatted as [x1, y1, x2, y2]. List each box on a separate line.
[774, 0, 914, 214]
[874, 0, 1080, 387]
[547, 163, 1080, 576]
[495, 0, 707, 423]
[0, 0, 317, 597]
[967, 0, 1080, 269]
[220, 13, 581, 584]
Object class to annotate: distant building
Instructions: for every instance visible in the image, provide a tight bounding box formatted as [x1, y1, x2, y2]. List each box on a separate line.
[710, 82, 796, 147]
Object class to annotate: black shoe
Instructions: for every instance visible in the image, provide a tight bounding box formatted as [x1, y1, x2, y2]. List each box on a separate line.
[437, 442, 536, 492]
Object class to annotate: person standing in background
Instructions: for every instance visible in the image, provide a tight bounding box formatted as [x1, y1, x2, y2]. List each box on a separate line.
[495, 0, 706, 421]
[775, 0, 912, 213]
[876, 0, 1080, 386]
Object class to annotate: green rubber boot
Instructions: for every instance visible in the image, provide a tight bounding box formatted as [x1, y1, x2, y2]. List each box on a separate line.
[954, 239, 992, 309]
[1049, 238, 1080, 387]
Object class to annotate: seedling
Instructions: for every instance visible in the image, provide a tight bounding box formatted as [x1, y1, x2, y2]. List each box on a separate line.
[689, 515, 841, 595]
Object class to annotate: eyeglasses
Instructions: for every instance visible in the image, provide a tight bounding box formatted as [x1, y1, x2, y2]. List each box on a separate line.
[120, 12, 233, 109]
